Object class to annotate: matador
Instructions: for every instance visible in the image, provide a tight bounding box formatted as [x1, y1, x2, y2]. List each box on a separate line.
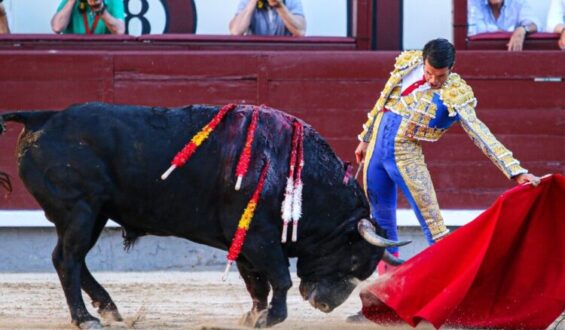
[355, 39, 540, 259]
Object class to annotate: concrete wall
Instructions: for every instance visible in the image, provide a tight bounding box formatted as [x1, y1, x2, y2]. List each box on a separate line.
[0, 226, 432, 272]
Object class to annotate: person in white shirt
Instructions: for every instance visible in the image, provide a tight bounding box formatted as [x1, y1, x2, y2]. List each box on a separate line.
[545, 0, 565, 49]
[468, 0, 540, 51]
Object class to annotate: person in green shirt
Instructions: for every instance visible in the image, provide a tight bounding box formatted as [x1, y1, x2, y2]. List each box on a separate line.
[51, 0, 125, 35]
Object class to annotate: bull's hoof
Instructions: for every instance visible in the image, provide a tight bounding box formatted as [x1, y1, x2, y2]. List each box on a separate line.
[78, 320, 103, 329]
[104, 321, 128, 329]
[93, 301, 123, 323]
[99, 308, 124, 323]
[239, 311, 254, 327]
[239, 309, 268, 328]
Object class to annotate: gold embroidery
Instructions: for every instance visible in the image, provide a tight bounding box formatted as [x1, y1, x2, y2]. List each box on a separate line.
[457, 105, 527, 178]
[359, 51, 422, 142]
[394, 50, 423, 70]
[439, 73, 477, 117]
[401, 121, 447, 141]
[360, 50, 524, 179]
[393, 132, 449, 240]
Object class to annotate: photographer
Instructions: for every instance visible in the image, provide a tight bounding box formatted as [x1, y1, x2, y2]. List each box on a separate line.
[229, 0, 306, 36]
[0, 0, 9, 34]
[51, 0, 125, 35]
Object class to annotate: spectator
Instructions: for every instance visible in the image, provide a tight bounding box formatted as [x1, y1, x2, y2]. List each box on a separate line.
[468, 0, 540, 51]
[229, 0, 306, 36]
[51, 0, 125, 35]
[546, 0, 565, 49]
[0, 0, 9, 34]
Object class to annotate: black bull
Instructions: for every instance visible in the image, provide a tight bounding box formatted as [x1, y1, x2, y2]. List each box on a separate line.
[0, 103, 408, 328]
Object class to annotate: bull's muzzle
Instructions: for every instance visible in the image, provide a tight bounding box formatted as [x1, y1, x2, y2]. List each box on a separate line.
[304, 289, 329, 312]
[357, 219, 411, 247]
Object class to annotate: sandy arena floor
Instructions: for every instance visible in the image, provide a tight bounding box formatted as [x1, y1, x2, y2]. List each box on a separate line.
[0, 271, 562, 330]
[0, 271, 429, 330]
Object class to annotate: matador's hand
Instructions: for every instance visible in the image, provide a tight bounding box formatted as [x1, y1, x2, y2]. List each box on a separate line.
[514, 173, 541, 186]
[355, 141, 368, 165]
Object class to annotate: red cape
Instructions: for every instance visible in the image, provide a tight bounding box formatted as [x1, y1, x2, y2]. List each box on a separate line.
[362, 174, 565, 329]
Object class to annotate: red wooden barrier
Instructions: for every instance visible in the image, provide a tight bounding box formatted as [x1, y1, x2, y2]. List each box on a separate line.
[0, 34, 357, 51]
[467, 32, 561, 50]
[0, 50, 563, 210]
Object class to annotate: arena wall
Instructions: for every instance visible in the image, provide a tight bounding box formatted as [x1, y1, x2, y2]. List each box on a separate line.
[0, 49, 563, 271]
[1, 50, 563, 210]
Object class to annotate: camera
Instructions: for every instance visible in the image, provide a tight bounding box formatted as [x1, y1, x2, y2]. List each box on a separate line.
[78, 0, 88, 12]
[257, 0, 283, 10]
[78, 0, 106, 14]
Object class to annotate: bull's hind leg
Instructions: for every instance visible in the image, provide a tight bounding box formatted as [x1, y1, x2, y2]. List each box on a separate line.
[237, 260, 270, 327]
[80, 216, 123, 324]
[81, 264, 123, 324]
[51, 201, 104, 329]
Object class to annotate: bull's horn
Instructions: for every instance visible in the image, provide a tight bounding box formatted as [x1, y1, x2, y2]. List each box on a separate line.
[382, 250, 405, 266]
[357, 219, 411, 248]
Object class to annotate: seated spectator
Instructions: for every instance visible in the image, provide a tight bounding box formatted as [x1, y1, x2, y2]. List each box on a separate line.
[546, 0, 565, 49]
[0, 0, 9, 34]
[51, 0, 125, 35]
[229, 0, 306, 37]
[468, 0, 540, 51]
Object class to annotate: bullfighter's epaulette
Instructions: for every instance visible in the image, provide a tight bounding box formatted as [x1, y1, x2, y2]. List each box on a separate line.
[439, 73, 477, 117]
[393, 50, 423, 71]
[371, 51, 423, 118]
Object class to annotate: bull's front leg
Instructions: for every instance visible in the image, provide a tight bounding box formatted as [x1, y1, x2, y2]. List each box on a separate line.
[265, 272, 291, 327]
[237, 260, 270, 326]
[237, 260, 270, 311]
[236, 249, 292, 328]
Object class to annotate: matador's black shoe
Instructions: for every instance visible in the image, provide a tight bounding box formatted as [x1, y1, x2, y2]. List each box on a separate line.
[345, 310, 369, 323]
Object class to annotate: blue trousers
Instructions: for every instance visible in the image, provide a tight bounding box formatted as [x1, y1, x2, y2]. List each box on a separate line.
[364, 111, 449, 253]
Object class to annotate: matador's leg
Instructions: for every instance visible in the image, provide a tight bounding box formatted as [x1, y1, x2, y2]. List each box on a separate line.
[388, 138, 449, 244]
[364, 111, 401, 254]
[366, 160, 400, 254]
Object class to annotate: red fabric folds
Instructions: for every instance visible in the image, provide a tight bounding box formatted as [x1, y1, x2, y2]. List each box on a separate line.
[362, 174, 565, 329]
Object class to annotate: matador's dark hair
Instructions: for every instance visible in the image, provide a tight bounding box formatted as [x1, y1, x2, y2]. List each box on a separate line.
[422, 38, 456, 69]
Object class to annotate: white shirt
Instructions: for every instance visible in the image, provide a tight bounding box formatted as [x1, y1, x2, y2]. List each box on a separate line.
[546, 0, 565, 32]
[401, 65, 431, 95]
[467, 0, 540, 35]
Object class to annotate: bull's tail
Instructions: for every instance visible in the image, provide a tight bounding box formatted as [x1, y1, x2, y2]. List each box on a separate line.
[0, 111, 57, 135]
[0, 111, 57, 193]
